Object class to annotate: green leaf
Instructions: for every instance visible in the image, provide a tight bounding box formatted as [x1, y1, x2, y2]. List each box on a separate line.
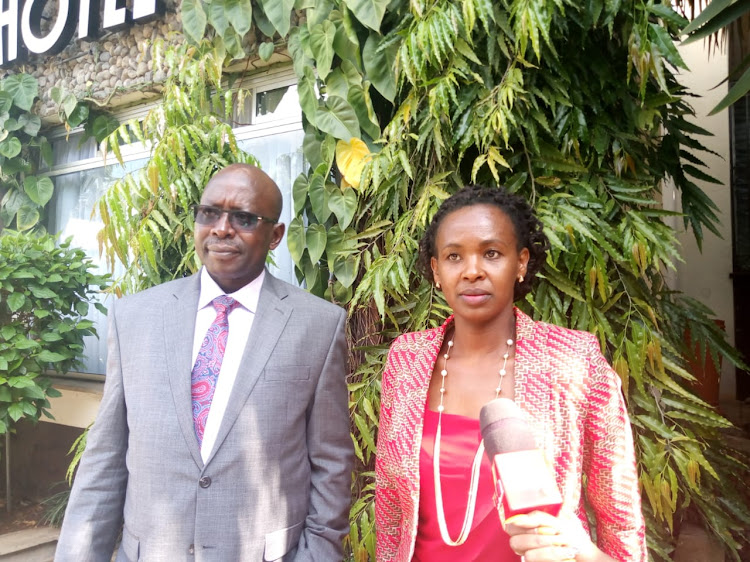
[333, 254, 357, 288]
[258, 0, 294, 37]
[8, 402, 24, 422]
[223, 28, 246, 60]
[348, 84, 380, 139]
[315, 95, 360, 140]
[14, 338, 39, 350]
[1, 74, 38, 111]
[22, 385, 46, 399]
[287, 216, 306, 264]
[38, 350, 69, 363]
[298, 67, 319, 126]
[61, 93, 78, 118]
[22, 114, 41, 136]
[710, 64, 750, 115]
[363, 33, 398, 102]
[306, 223, 328, 263]
[15, 206, 40, 231]
[227, 0, 253, 37]
[207, 0, 229, 36]
[258, 41, 275, 61]
[344, 0, 388, 30]
[90, 114, 120, 143]
[23, 176, 54, 206]
[68, 102, 90, 128]
[308, 174, 332, 222]
[181, 0, 207, 43]
[309, 20, 336, 80]
[29, 285, 57, 298]
[0, 136, 22, 158]
[8, 376, 35, 388]
[328, 186, 358, 230]
[6, 292, 25, 312]
[0, 91, 13, 113]
[292, 173, 308, 214]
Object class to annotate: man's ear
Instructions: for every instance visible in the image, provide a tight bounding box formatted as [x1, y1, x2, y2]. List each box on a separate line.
[269, 223, 286, 251]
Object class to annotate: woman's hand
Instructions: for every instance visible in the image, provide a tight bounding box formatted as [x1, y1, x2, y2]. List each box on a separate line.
[504, 511, 614, 562]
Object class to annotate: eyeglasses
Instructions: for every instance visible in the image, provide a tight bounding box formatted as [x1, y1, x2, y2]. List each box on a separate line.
[192, 205, 277, 232]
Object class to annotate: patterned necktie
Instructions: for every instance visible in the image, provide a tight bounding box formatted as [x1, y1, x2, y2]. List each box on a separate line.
[191, 295, 240, 446]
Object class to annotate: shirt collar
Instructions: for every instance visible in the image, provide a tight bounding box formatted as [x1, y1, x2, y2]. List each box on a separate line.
[198, 267, 265, 314]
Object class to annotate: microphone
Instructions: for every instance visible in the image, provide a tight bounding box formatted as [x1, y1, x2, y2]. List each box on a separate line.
[479, 398, 563, 522]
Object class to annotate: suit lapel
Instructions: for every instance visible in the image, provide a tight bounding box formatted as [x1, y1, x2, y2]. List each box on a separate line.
[205, 273, 292, 465]
[163, 274, 204, 468]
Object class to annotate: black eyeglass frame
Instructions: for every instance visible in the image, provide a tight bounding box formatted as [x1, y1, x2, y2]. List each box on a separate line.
[191, 204, 278, 231]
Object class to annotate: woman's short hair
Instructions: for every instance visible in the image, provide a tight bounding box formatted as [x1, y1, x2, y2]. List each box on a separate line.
[417, 184, 550, 301]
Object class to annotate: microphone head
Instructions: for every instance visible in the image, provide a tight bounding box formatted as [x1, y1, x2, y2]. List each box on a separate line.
[479, 398, 536, 457]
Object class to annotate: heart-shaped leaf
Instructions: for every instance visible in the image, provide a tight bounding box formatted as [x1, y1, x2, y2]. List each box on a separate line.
[15, 205, 40, 231]
[344, 0, 388, 30]
[227, 0, 252, 37]
[315, 95, 360, 141]
[333, 253, 358, 288]
[335, 137, 371, 188]
[23, 176, 54, 206]
[348, 84, 380, 140]
[306, 223, 328, 264]
[259, 41, 275, 61]
[22, 114, 41, 136]
[0, 137, 22, 158]
[363, 32, 398, 102]
[309, 20, 336, 80]
[181, 0, 207, 43]
[328, 186, 358, 230]
[258, 0, 294, 37]
[207, 0, 229, 36]
[298, 67, 319, 126]
[286, 216, 306, 264]
[2, 74, 38, 111]
[308, 174, 331, 222]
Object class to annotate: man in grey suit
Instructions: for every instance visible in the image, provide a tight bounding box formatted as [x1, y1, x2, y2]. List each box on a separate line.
[56, 164, 354, 561]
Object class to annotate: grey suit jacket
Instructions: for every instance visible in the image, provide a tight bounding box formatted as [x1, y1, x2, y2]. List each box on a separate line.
[56, 271, 353, 562]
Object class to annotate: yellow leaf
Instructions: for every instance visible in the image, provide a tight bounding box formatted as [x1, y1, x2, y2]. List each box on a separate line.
[336, 138, 371, 189]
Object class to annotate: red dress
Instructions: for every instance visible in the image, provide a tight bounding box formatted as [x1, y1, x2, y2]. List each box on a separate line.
[413, 407, 519, 561]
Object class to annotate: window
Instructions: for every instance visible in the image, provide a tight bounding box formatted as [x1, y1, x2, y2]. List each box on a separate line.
[46, 66, 304, 376]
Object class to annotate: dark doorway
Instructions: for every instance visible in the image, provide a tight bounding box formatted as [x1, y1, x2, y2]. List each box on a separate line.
[729, 27, 750, 400]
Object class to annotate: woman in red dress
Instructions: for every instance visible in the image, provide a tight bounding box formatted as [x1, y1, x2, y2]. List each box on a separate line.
[375, 185, 646, 561]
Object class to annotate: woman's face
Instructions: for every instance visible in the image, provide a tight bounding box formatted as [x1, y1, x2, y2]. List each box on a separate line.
[431, 204, 530, 325]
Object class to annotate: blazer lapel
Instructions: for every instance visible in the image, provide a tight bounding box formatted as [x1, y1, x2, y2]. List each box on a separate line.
[205, 272, 292, 465]
[163, 274, 204, 468]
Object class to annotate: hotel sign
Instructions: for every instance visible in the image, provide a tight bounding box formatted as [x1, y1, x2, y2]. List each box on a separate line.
[0, 0, 162, 67]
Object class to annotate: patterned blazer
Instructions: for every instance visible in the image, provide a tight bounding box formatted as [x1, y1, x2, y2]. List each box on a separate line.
[375, 309, 646, 561]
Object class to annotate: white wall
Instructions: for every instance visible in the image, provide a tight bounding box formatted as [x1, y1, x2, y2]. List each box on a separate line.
[670, 41, 735, 400]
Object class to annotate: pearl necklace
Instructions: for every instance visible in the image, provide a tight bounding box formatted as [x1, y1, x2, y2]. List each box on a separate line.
[433, 336, 515, 546]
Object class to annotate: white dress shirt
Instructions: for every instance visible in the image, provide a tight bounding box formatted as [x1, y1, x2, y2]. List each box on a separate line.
[191, 267, 264, 462]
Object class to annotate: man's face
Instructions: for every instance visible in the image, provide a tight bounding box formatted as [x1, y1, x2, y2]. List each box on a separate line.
[194, 168, 285, 293]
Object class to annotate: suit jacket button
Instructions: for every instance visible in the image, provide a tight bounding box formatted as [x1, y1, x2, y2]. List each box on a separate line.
[199, 476, 211, 488]
[188, 544, 195, 555]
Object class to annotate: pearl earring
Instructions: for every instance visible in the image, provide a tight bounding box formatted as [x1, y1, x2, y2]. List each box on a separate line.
[518, 275, 524, 283]
[436, 282, 441, 290]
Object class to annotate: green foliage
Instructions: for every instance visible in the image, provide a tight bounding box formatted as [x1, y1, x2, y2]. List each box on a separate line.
[0, 232, 109, 433]
[97, 41, 258, 296]
[0, 74, 53, 232]
[50, 86, 120, 145]
[680, 0, 750, 114]
[174, 0, 750, 559]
